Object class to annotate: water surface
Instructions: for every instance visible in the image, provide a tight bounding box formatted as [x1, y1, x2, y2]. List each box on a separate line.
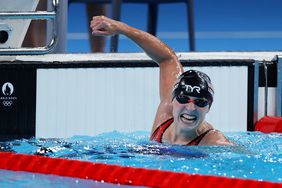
[0, 131, 281, 186]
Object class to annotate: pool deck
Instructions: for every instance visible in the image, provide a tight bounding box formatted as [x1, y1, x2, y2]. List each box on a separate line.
[1, 51, 282, 63]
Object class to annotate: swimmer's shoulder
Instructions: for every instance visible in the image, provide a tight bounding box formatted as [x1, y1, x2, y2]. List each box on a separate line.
[199, 122, 235, 146]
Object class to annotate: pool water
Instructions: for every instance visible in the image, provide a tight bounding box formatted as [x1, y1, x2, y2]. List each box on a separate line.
[0, 169, 143, 188]
[0, 131, 282, 186]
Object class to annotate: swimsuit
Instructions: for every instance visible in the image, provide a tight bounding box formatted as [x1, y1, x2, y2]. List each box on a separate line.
[150, 118, 213, 146]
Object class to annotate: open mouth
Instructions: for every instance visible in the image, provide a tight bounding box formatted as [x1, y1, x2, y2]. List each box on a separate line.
[180, 113, 197, 123]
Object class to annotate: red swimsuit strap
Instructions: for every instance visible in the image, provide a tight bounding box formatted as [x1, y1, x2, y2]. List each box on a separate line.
[150, 118, 174, 143]
[151, 119, 214, 146]
[187, 128, 214, 146]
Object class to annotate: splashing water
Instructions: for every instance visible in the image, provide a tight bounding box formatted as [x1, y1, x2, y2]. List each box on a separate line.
[1, 131, 282, 184]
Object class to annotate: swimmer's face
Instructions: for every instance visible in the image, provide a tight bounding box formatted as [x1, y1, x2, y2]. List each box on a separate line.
[172, 95, 210, 130]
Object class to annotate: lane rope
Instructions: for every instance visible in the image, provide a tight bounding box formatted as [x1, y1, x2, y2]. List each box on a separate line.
[0, 152, 281, 188]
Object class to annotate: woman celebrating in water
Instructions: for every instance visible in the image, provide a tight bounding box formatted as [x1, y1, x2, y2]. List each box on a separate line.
[90, 16, 233, 146]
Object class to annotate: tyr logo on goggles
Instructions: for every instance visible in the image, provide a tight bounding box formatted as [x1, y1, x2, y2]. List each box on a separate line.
[176, 95, 209, 107]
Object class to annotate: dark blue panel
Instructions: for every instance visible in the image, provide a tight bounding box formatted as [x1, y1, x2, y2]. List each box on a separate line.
[0, 68, 36, 140]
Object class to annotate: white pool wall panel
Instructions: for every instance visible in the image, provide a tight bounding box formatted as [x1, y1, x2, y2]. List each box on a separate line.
[36, 66, 248, 138]
[258, 87, 277, 118]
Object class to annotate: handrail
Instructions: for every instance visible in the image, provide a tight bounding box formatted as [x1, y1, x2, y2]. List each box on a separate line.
[0, 0, 59, 55]
[0, 37, 57, 55]
[0, 11, 56, 20]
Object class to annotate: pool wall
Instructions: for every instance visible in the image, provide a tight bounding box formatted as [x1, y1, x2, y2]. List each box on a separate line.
[0, 52, 280, 139]
[36, 65, 248, 137]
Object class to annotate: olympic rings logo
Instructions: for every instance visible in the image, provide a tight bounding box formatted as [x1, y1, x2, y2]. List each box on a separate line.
[2, 100, 13, 107]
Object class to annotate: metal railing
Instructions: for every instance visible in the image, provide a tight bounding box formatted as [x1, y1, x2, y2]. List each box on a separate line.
[0, 0, 59, 55]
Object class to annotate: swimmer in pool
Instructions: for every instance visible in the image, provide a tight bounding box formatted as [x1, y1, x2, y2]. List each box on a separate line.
[90, 16, 234, 146]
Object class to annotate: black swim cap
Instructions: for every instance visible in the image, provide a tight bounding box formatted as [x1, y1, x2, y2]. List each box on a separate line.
[172, 70, 214, 106]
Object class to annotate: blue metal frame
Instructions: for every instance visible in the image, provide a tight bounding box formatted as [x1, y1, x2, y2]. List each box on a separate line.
[69, 0, 195, 52]
[253, 61, 260, 126]
[277, 56, 282, 116]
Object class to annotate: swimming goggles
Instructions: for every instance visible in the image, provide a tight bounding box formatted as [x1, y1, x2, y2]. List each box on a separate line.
[176, 95, 209, 107]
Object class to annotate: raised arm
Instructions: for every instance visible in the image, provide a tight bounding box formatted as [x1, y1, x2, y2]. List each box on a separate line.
[90, 16, 184, 132]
